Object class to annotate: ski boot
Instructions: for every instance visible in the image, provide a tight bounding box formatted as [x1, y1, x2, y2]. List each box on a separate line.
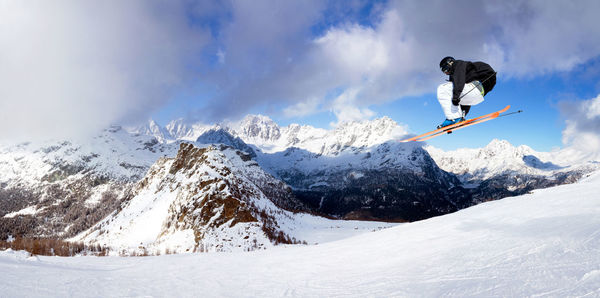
[437, 117, 464, 129]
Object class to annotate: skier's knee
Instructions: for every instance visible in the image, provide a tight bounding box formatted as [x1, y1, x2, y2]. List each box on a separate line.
[437, 83, 451, 101]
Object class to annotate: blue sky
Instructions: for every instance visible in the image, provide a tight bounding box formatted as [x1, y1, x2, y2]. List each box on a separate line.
[2, 1, 600, 154]
[217, 62, 598, 152]
[150, 0, 600, 152]
[375, 61, 600, 151]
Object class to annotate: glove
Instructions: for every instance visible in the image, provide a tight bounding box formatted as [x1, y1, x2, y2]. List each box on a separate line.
[452, 97, 460, 106]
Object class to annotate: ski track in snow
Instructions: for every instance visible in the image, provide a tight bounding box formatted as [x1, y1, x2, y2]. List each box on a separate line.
[2, 172, 600, 297]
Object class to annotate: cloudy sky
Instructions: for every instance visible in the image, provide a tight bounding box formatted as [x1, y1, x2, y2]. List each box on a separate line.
[1, 0, 600, 153]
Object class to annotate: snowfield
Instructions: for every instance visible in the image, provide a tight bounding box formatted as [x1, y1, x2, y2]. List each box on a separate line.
[2, 171, 600, 297]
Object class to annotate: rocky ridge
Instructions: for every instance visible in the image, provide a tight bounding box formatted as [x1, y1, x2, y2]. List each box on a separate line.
[74, 143, 306, 253]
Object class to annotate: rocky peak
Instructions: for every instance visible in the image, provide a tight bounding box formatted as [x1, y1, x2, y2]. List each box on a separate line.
[165, 118, 188, 139]
[79, 142, 304, 253]
[166, 119, 215, 142]
[196, 129, 256, 158]
[127, 119, 171, 143]
[169, 143, 212, 174]
[478, 139, 536, 160]
[238, 114, 281, 141]
[483, 138, 513, 152]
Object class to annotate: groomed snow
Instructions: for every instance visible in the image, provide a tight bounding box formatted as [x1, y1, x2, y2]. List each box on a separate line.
[2, 171, 600, 297]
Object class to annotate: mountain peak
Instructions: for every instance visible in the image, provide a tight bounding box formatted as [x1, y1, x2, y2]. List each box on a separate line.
[148, 119, 159, 127]
[241, 114, 276, 124]
[126, 119, 171, 143]
[482, 139, 515, 154]
[165, 118, 186, 130]
[196, 128, 256, 158]
[80, 142, 304, 253]
[487, 139, 513, 148]
[482, 139, 538, 159]
[238, 114, 281, 141]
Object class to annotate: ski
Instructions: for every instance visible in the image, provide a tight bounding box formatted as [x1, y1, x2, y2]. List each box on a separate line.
[416, 106, 509, 141]
[400, 105, 511, 143]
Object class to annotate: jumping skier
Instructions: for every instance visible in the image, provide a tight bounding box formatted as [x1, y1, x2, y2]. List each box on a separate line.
[437, 57, 496, 128]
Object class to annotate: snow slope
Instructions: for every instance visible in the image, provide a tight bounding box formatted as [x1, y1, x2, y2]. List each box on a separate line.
[2, 170, 599, 297]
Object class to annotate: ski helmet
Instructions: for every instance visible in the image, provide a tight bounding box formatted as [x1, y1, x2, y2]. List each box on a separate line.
[440, 56, 455, 74]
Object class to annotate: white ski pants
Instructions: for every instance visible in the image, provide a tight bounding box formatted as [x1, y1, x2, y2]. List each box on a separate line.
[437, 82, 484, 120]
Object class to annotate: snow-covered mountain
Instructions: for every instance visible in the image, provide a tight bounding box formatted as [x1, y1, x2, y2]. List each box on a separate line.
[0, 126, 177, 240]
[426, 139, 597, 191]
[3, 169, 600, 296]
[255, 141, 467, 221]
[427, 139, 564, 179]
[137, 114, 407, 156]
[74, 143, 308, 253]
[196, 128, 257, 158]
[138, 115, 598, 182]
[129, 120, 172, 144]
[233, 114, 284, 144]
[235, 115, 407, 156]
[0, 125, 173, 186]
[163, 117, 467, 221]
[164, 118, 212, 142]
[1, 114, 598, 252]
[127, 116, 473, 221]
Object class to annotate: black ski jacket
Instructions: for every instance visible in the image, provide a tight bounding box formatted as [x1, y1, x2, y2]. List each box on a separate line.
[448, 60, 496, 101]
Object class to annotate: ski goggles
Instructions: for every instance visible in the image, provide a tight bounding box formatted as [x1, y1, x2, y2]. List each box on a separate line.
[440, 64, 452, 73]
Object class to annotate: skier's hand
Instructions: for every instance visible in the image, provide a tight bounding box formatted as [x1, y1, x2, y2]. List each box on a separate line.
[452, 97, 460, 106]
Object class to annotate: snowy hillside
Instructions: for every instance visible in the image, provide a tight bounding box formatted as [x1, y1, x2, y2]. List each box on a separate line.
[0, 126, 177, 239]
[2, 170, 599, 297]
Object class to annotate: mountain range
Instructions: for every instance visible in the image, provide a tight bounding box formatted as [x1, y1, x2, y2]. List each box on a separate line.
[1, 115, 597, 253]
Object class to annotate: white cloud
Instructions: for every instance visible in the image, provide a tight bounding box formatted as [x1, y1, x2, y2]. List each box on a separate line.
[485, 0, 600, 77]
[315, 24, 390, 80]
[202, 5, 442, 125]
[283, 97, 321, 118]
[4, 1, 600, 136]
[200, 0, 600, 126]
[329, 88, 375, 126]
[0, 1, 208, 141]
[217, 50, 226, 64]
[559, 95, 600, 160]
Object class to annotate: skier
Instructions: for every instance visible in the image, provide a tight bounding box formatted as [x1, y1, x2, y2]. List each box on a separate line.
[437, 57, 496, 128]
